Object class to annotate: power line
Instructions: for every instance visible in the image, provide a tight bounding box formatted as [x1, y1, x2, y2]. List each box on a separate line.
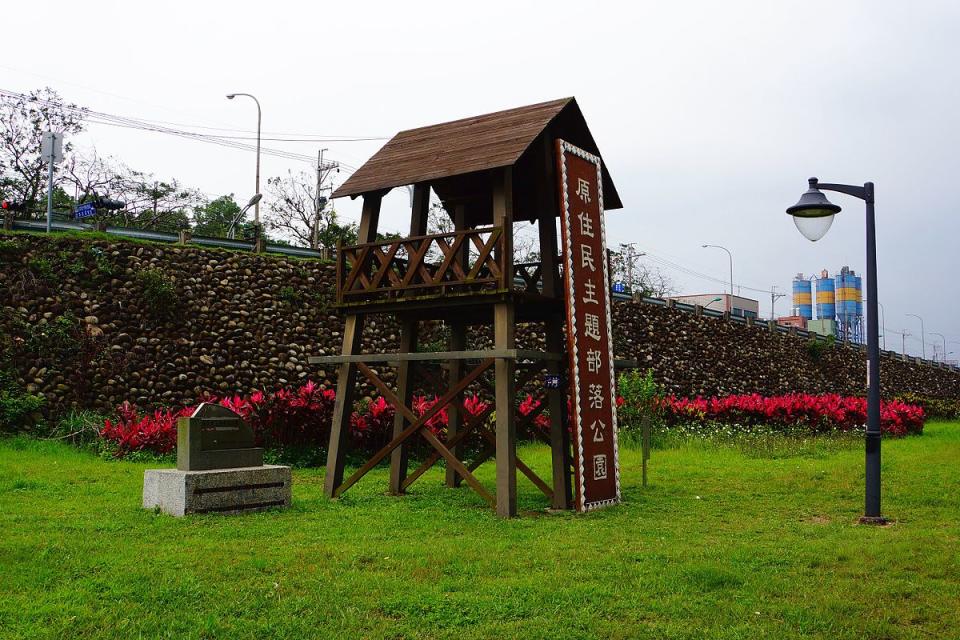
[0, 87, 363, 171]
[638, 248, 776, 295]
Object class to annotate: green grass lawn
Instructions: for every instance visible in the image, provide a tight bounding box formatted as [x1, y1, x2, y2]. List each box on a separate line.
[1, 424, 958, 640]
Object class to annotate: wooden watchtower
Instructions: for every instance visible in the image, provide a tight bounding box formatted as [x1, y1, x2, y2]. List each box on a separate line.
[310, 98, 622, 517]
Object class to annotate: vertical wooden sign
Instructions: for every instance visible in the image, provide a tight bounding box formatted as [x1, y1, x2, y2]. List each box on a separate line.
[556, 139, 621, 512]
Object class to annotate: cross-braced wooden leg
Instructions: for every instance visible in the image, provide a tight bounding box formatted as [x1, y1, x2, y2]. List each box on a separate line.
[445, 321, 467, 488]
[334, 360, 495, 505]
[389, 319, 418, 495]
[324, 315, 365, 498]
[403, 402, 495, 491]
[494, 302, 517, 518]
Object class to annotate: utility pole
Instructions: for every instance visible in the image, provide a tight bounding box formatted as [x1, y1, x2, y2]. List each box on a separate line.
[314, 149, 339, 252]
[625, 244, 634, 294]
[770, 285, 785, 320]
[901, 330, 910, 356]
[617, 243, 645, 298]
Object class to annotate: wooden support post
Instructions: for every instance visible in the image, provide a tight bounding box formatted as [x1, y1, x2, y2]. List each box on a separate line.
[493, 167, 517, 518]
[446, 203, 468, 488]
[545, 320, 572, 509]
[494, 303, 516, 517]
[389, 182, 430, 494]
[446, 321, 466, 488]
[537, 132, 572, 509]
[389, 320, 417, 494]
[324, 192, 382, 499]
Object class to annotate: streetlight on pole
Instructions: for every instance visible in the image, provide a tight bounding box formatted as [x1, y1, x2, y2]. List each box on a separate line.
[702, 244, 733, 312]
[228, 193, 262, 240]
[226, 93, 262, 228]
[786, 176, 885, 524]
[905, 313, 926, 360]
[704, 296, 724, 310]
[930, 332, 946, 363]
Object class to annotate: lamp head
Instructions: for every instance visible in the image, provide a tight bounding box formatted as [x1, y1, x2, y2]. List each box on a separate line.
[226, 94, 237, 100]
[786, 177, 841, 242]
[247, 193, 262, 207]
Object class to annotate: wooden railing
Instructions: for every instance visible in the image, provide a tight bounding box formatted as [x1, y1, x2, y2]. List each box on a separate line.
[337, 227, 508, 304]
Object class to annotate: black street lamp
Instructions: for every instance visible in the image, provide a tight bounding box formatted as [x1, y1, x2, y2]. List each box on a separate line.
[787, 177, 886, 524]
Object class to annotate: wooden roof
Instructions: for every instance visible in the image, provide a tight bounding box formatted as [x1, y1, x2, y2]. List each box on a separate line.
[333, 97, 622, 209]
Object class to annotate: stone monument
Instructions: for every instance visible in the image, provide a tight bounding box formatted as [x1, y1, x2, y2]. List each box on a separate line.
[143, 403, 291, 516]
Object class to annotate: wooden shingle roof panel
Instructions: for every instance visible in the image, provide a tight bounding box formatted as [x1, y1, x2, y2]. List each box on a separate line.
[333, 98, 573, 198]
[332, 97, 622, 210]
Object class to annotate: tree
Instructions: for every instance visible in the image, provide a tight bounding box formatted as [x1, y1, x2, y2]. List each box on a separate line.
[264, 170, 357, 250]
[610, 246, 675, 298]
[0, 87, 86, 215]
[62, 149, 201, 231]
[63, 148, 127, 205]
[192, 195, 241, 237]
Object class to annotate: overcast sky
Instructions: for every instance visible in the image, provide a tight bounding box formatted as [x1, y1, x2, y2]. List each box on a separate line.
[4, 0, 958, 359]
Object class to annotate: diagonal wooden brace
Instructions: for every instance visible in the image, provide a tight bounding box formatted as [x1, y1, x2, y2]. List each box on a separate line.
[478, 428, 553, 500]
[333, 359, 493, 499]
[402, 402, 495, 490]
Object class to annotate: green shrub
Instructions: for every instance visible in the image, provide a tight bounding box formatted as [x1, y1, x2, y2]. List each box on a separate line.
[89, 247, 114, 275]
[895, 393, 960, 420]
[20, 312, 82, 359]
[0, 389, 45, 433]
[618, 369, 664, 426]
[57, 250, 85, 276]
[27, 256, 55, 282]
[279, 285, 301, 305]
[806, 335, 836, 362]
[0, 239, 23, 258]
[136, 268, 176, 313]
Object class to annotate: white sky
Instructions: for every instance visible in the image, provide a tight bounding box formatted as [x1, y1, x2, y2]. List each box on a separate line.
[3, 0, 958, 359]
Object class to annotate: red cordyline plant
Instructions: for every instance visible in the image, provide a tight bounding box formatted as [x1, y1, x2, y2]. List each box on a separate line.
[100, 402, 193, 455]
[658, 393, 924, 436]
[101, 382, 503, 457]
[102, 386, 924, 458]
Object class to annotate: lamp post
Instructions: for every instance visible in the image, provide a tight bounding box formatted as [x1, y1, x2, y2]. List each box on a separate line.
[949, 341, 960, 366]
[228, 193, 263, 240]
[786, 177, 885, 524]
[930, 332, 946, 363]
[702, 244, 733, 312]
[226, 93, 262, 228]
[905, 313, 926, 360]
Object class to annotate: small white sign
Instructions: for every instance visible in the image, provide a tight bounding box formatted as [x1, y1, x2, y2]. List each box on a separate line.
[41, 131, 64, 165]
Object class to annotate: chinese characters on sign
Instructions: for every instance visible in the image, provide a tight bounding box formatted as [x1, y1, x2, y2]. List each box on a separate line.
[556, 139, 621, 511]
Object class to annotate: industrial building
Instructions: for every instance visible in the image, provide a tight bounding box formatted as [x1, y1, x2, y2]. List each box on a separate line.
[668, 293, 760, 319]
[784, 268, 863, 342]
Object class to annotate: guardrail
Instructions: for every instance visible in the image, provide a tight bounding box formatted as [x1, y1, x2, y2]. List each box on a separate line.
[8, 218, 323, 259]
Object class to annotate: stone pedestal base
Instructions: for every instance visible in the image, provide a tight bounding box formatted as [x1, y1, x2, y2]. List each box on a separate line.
[143, 465, 291, 517]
